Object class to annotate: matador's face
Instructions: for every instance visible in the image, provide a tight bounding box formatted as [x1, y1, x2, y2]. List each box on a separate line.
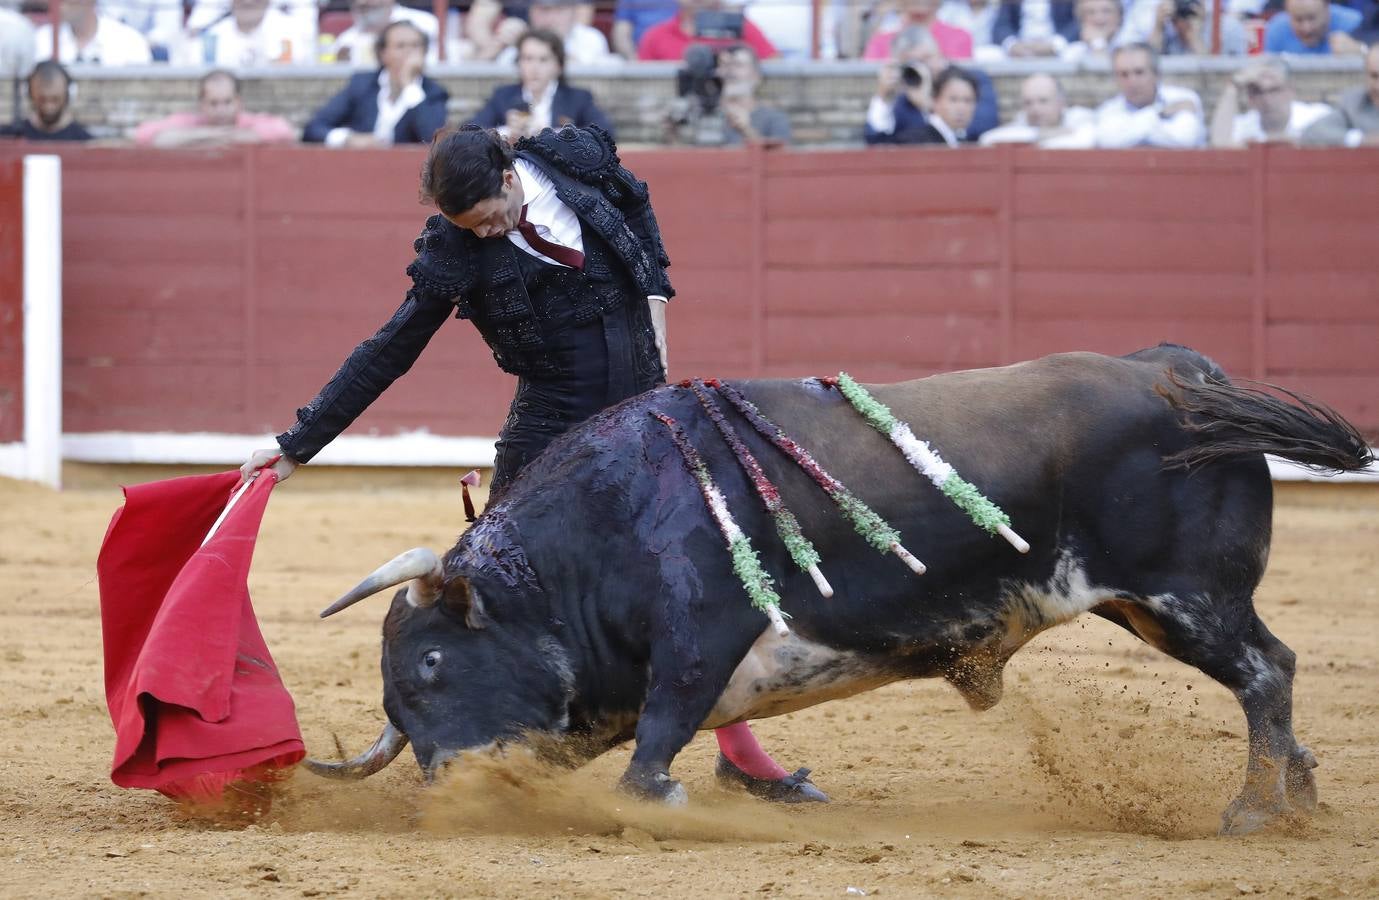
[443, 169, 525, 240]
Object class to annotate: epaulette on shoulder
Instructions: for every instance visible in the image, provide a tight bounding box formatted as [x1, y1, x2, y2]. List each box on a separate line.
[406, 214, 475, 301]
[517, 124, 622, 185]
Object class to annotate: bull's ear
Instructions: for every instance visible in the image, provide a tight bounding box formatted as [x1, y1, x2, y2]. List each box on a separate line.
[441, 577, 487, 629]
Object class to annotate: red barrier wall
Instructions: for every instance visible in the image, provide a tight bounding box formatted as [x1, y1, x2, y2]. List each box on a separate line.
[0, 159, 22, 444]
[4, 144, 1377, 440]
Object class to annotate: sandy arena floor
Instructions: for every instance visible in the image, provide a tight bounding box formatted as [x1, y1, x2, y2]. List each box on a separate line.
[1, 465, 1377, 899]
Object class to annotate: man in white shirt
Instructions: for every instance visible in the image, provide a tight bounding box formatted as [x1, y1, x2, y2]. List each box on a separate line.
[1093, 42, 1204, 147]
[1210, 57, 1333, 147]
[332, 0, 439, 66]
[981, 72, 1096, 147]
[176, 0, 316, 65]
[35, 0, 153, 66]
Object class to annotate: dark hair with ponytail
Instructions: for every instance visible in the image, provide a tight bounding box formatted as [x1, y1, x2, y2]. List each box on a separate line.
[419, 126, 517, 217]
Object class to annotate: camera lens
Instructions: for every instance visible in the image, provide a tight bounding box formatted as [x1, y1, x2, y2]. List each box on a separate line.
[900, 65, 924, 88]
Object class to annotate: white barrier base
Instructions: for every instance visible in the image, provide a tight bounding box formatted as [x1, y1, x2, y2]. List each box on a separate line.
[62, 431, 497, 469]
[1267, 455, 1379, 483]
[53, 433, 1376, 483]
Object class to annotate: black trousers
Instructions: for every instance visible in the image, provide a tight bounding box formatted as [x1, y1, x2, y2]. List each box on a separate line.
[491, 305, 662, 492]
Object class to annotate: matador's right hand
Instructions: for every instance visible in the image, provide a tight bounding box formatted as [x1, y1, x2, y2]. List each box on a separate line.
[240, 448, 299, 485]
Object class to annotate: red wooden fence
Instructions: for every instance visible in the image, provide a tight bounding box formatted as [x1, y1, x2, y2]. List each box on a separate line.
[3, 144, 1376, 441]
[0, 159, 22, 444]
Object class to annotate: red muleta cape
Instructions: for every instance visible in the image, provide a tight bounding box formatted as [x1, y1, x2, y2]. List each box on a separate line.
[97, 470, 304, 804]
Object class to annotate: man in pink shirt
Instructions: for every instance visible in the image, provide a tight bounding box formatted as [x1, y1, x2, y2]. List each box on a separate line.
[864, 0, 973, 60]
[638, 0, 778, 61]
[134, 70, 297, 147]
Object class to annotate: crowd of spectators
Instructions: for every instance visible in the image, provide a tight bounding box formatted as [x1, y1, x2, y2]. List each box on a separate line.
[0, 0, 1376, 148]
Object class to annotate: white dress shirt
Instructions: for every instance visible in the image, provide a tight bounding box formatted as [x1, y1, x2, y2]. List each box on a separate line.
[35, 17, 153, 65]
[1094, 83, 1204, 148]
[323, 70, 426, 147]
[1231, 102, 1333, 144]
[507, 158, 584, 267]
[980, 106, 1097, 148]
[526, 81, 558, 133]
[507, 160, 665, 305]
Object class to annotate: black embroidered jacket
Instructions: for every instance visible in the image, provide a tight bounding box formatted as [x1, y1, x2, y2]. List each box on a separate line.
[276, 126, 673, 464]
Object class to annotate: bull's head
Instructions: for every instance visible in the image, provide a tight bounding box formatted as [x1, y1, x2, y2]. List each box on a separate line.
[304, 547, 575, 782]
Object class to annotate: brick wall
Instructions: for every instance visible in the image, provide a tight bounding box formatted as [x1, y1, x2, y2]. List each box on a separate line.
[0, 57, 1366, 146]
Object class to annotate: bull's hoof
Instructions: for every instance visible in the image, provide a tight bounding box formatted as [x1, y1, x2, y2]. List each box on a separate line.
[619, 770, 688, 807]
[1220, 786, 1300, 836]
[1285, 746, 1319, 814]
[715, 753, 830, 804]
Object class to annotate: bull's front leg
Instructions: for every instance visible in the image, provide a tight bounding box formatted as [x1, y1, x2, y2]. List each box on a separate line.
[617, 672, 722, 806]
[617, 607, 758, 806]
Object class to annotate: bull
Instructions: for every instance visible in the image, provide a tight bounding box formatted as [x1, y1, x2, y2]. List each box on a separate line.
[304, 345, 1373, 835]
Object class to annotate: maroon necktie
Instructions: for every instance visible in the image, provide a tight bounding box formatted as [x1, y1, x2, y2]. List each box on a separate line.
[517, 204, 585, 270]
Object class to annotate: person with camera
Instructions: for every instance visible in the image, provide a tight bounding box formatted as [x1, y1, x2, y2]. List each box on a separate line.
[1210, 56, 1332, 146]
[1093, 42, 1204, 147]
[865, 27, 997, 143]
[1145, 0, 1247, 55]
[469, 28, 614, 141]
[667, 43, 792, 146]
[637, 0, 777, 61]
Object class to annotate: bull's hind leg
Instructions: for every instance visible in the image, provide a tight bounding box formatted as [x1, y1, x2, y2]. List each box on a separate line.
[1099, 597, 1315, 834]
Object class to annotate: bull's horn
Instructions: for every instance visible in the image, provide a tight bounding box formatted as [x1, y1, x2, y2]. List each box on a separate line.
[320, 547, 444, 617]
[303, 722, 409, 780]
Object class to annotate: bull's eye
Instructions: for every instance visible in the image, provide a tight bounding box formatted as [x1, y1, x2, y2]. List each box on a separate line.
[423, 650, 442, 670]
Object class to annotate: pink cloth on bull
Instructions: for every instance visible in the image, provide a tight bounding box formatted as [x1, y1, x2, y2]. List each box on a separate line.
[98, 470, 303, 804]
[715, 721, 789, 781]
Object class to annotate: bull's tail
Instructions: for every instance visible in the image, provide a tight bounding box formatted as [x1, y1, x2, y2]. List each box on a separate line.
[1157, 373, 1375, 474]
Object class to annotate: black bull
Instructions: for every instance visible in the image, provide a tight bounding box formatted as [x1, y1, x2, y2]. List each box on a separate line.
[306, 346, 1373, 835]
